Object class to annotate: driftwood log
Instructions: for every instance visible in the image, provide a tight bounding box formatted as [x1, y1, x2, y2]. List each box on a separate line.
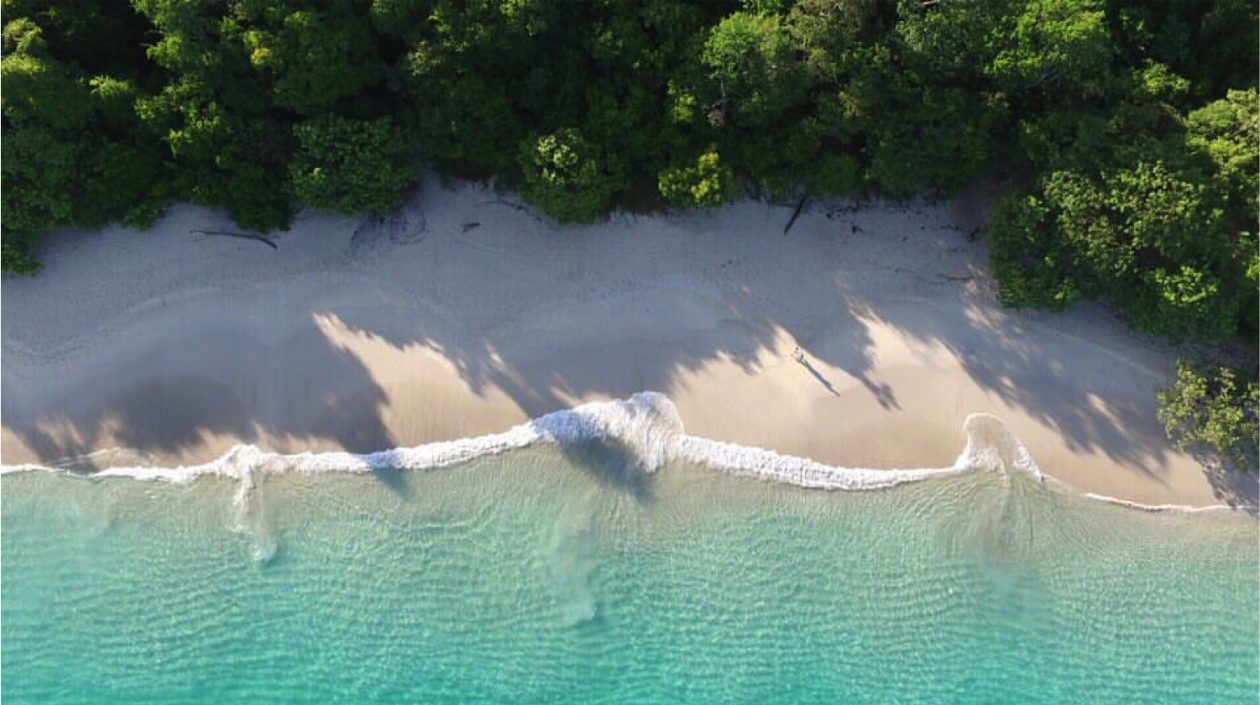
[783, 195, 808, 235]
[190, 230, 278, 250]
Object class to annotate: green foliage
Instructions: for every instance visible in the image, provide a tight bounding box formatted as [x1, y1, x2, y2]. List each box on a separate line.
[136, 83, 295, 231]
[238, 5, 383, 115]
[291, 116, 415, 215]
[988, 0, 1112, 95]
[658, 147, 738, 208]
[788, 0, 881, 82]
[199, 130, 295, 232]
[2, 17, 47, 56]
[518, 129, 626, 224]
[786, 115, 861, 198]
[1, 230, 43, 275]
[702, 12, 806, 127]
[1137, 265, 1235, 343]
[0, 0, 1253, 362]
[78, 139, 171, 230]
[1, 127, 77, 236]
[133, 0, 226, 74]
[989, 190, 1080, 309]
[89, 76, 140, 130]
[865, 85, 1002, 197]
[1187, 89, 1259, 225]
[806, 154, 860, 198]
[0, 52, 94, 131]
[1, 7, 170, 274]
[894, 0, 1006, 81]
[0, 122, 170, 273]
[1159, 361, 1259, 471]
[991, 160, 1242, 341]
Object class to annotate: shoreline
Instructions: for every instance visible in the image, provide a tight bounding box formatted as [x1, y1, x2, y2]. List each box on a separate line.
[1, 408, 1244, 516]
[1, 397, 1245, 516]
[2, 175, 1253, 509]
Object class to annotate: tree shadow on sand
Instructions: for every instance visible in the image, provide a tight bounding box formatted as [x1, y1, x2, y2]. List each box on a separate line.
[1188, 449, 1259, 511]
[2, 320, 395, 474]
[3, 189, 1244, 507]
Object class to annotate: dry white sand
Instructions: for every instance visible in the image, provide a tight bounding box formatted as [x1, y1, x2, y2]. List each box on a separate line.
[2, 175, 1252, 507]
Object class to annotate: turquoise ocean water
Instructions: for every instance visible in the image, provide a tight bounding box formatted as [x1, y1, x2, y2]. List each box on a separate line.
[3, 445, 1257, 704]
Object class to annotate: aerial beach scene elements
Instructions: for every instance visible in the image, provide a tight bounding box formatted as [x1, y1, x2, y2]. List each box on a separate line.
[2, 1, 1257, 703]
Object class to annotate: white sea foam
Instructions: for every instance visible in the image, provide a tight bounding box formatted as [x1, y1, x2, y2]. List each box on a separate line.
[7, 391, 1236, 516]
[1080, 493, 1237, 514]
[0, 392, 1032, 487]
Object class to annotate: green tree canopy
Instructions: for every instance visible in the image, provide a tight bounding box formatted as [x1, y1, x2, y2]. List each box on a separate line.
[238, 3, 384, 115]
[518, 128, 627, 224]
[992, 160, 1240, 341]
[1159, 361, 1259, 471]
[702, 11, 807, 128]
[0, 0, 1255, 347]
[291, 115, 415, 215]
[658, 146, 738, 208]
[987, 0, 1112, 96]
[1187, 89, 1260, 226]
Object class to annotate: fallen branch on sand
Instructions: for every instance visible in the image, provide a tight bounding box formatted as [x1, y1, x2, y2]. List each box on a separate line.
[189, 230, 278, 249]
[783, 196, 808, 235]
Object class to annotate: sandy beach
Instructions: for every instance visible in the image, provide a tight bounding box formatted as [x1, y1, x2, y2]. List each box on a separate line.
[1, 175, 1251, 508]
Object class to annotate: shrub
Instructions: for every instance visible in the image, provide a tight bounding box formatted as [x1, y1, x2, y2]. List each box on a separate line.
[1158, 361, 1259, 471]
[518, 129, 626, 224]
[658, 147, 738, 208]
[291, 116, 415, 216]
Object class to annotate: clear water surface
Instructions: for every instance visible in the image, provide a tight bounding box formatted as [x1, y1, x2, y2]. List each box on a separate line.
[3, 447, 1256, 704]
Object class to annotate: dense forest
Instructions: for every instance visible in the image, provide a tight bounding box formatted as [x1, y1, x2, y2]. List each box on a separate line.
[2, 0, 1257, 464]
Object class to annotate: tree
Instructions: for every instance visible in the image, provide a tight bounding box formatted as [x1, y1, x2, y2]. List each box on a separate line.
[987, 0, 1112, 96]
[788, 0, 882, 83]
[518, 128, 626, 223]
[702, 11, 808, 128]
[237, 3, 384, 115]
[132, 0, 296, 231]
[787, 118, 860, 197]
[895, 0, 1008, 82]
[1, 128, 77, 272]
[658, 146, 737, 208]
[865, 85, 1001, 197]
[0, 50, 93, 131]
[1, 11, 169, 273]
[989, 156, 1243, 341]
[1159, 361, 1259, 471]
[136, 82, 295, 231]
[1187, 89, 1259, 225]
[988, 190, 1081, 310]
[377, 0, 559, 176]
[291, 116, 415, 215]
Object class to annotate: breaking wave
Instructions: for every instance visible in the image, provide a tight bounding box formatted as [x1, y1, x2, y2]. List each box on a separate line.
[0, 391, 1232, 512]
[0, 392, 1034, 486]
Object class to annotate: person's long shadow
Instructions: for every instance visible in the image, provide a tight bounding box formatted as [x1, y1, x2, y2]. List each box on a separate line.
[793, 348, 840, 396]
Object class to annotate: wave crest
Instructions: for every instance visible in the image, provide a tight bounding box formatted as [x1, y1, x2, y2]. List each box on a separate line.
[0, 392, 1042, 494]
[957, 413, 1043, 481]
